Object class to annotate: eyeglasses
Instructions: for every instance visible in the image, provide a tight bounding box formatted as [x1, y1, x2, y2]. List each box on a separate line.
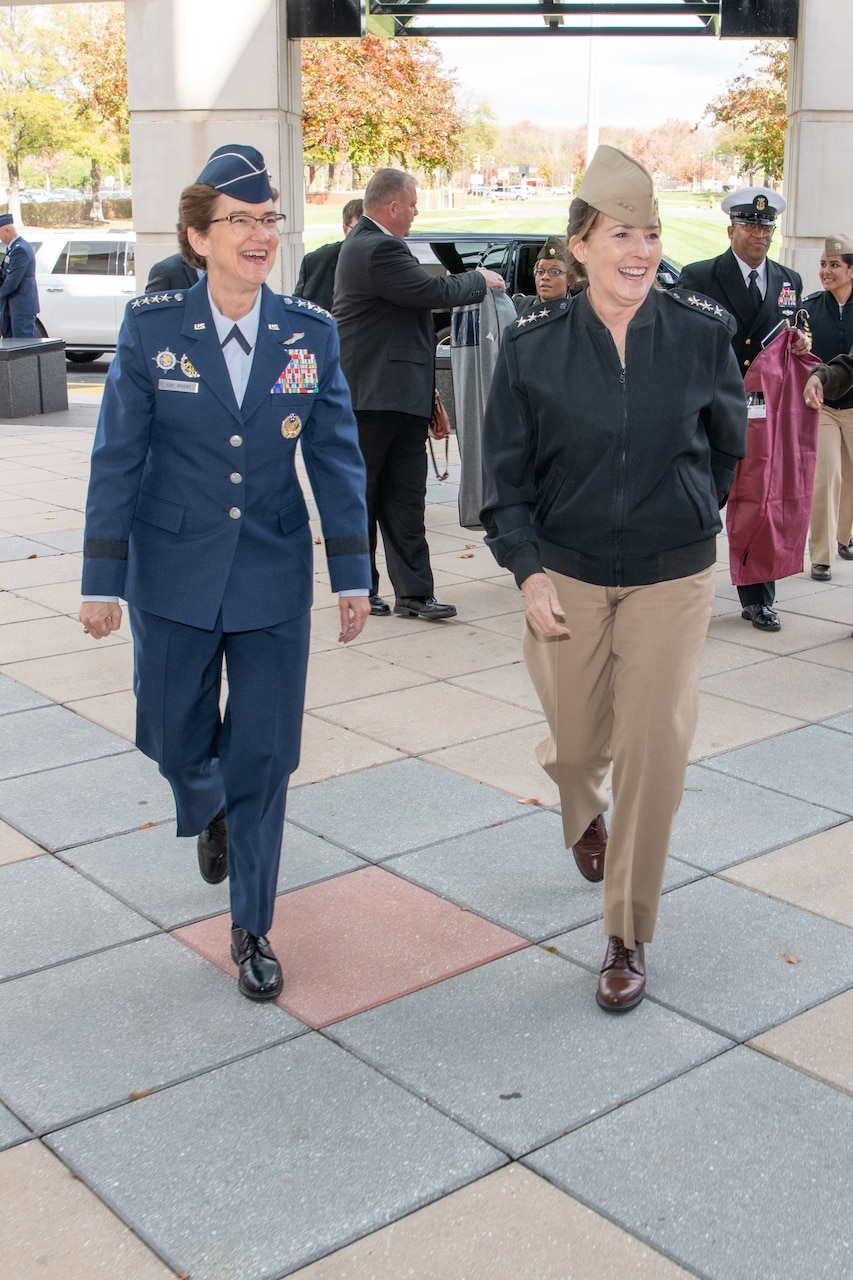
[533, 267, 567, 278]
[208, 213, 287, 234]
[738, 224, 775, 237]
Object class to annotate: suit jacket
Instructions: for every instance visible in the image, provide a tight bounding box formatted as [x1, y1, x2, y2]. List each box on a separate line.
[294, 240, 342, 312]
[333, 216, 488, 418]
[677, 248, 802, 376]
[82, 282, 370, 631]
[0, 236, 39, 316]
[145, 253, 200, 292]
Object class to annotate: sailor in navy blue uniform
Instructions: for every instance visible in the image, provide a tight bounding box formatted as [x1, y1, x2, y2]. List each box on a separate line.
[80, 145, 371, 1000]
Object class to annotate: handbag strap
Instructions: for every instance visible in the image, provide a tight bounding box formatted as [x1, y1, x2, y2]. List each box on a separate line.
[427, 434, 449, 483]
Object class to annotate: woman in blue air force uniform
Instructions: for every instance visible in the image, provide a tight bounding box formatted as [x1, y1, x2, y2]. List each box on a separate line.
[79, 145, 371, 1000]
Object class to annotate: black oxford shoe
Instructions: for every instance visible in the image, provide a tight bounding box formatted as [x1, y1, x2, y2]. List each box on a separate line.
[394, 596, 457, 620]
[596, 936, 646, 1012]
[369, 594, 391, 615]
[741, 604, 781, 632]
[838, 541, 853, 561]
[572, 814, 607, 882]
[230, 927, 283, 1001]
[197, 811, 228, 883]
[811, 564, 831, 581]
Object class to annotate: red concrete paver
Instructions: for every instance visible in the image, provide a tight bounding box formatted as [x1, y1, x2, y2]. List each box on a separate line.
[173, 865, 528, 1027]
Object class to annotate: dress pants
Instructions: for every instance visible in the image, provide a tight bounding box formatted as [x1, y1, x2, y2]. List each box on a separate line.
[809, 406, 853, 565]
[737, 580, 775, 609]
[129, 606, 310, 938]
[2, 313, 37, 339]
[524, 566, 715, 950]
[355, 409, 433, 598]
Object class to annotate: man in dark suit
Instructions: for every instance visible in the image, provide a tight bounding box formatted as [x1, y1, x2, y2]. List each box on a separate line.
[333, 168, 505, 619]
[294, 198, 362, 312]
[0, 214, 39, 338]
[145, 251, 201, 292]
[678, 187, 808, 632]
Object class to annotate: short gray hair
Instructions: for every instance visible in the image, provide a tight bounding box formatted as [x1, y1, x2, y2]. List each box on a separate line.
[364, 169, 413, 212]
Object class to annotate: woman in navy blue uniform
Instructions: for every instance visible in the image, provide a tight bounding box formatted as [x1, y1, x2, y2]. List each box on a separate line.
[79, 145, 371, 1000]
[801, 234, 853, 579]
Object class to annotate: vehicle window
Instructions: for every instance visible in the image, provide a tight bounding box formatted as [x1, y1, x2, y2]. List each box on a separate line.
[517, 243, 543, 296]
[52, 241, 117, 276]
[123, 244, 135, 277]
[479, 243, 513, 280]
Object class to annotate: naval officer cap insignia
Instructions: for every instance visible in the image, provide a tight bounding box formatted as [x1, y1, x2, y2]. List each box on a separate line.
[576, 145, 658, 227]
[824, 233, 853, 256]
[721, 186, 785, 226]
[281, 414, 302, 439]
[195, 143, 274, 203]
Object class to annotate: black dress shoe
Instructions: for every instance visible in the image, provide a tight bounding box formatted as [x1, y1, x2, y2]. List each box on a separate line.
[230, 927, 283, 1001]
[596, 936, 646, 1012]
[369, 594, 391, 615]
[394, 596, 457, 620]
[741, 604, 781, 632]
[838, 541, 853, 560]
[572, 814, 607, 882]
[811, 564, 832, 581]
[197, 811, 228, 883]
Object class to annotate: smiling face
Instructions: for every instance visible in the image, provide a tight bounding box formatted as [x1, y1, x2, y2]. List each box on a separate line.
[187, 194, 279, 295]
[819, 253, 853, 302]
[570, 212, 662, 316]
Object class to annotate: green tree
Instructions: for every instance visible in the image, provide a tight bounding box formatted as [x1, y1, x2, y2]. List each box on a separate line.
[301, 36, 463, 186]
[703, 42, 788, 184]
[0, 7, 73, 217]
[66, 5, 128, 220]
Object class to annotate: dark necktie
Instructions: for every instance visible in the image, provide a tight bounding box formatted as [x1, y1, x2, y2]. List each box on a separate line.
[222, 324, 251, 355]
[747, 269, 762, 319]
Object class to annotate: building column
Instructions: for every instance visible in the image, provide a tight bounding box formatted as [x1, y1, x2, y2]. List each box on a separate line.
[124, 0, 303, 291]
[782, 0, 853, 294]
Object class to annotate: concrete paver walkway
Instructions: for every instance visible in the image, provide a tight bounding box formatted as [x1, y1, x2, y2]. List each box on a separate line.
[0, 402, 851, 1280]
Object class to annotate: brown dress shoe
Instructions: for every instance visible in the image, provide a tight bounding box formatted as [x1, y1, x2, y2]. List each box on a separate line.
[572, 815, 607, 882]
[596, 936, 646, 1012]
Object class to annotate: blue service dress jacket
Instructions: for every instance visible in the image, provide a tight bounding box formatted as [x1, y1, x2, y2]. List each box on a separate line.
[82, 281, 371, 626]
[0, 236, 39, 317]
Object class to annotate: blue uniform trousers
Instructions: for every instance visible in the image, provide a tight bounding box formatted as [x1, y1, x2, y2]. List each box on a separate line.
[129, 606, 310, 937]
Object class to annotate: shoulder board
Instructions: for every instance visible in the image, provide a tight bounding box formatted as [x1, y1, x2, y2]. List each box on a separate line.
[512, 299, 570, 332]
[802, 290, 822, 304]
[130, 291, 186, 311]
[666, 288, 732, 324]
[281, 295, 334, 322]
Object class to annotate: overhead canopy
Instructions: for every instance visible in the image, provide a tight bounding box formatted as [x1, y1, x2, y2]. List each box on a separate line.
[286, 0, 800, 40]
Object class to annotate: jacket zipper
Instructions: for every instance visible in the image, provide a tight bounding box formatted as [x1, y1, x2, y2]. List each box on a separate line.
[612, 355, 627, 586]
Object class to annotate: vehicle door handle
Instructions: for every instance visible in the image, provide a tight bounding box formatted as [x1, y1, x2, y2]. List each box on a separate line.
[121, 288, 135, 294]
[46, 287, 64, 292]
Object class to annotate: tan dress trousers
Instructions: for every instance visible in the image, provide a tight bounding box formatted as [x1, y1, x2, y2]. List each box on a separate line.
[524, 565, 716, 950]
[808, 406, 853, 566]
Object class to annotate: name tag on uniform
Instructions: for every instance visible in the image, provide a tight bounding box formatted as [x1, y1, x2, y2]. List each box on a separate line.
[158, 378, 199, 393]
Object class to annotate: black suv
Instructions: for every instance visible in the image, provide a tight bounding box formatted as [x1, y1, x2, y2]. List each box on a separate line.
[404, 232, 681, 424]
[405, 231, 681, 339]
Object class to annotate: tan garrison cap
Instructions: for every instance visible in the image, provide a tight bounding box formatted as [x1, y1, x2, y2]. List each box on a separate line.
[824, 233, 853, 256]
[576, 145, 658, 226]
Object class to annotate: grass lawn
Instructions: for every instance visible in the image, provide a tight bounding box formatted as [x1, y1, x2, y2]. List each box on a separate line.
[299, 193, 730, 269]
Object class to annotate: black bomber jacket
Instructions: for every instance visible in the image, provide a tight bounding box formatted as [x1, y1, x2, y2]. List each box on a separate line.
[480, 286, 748, 588]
